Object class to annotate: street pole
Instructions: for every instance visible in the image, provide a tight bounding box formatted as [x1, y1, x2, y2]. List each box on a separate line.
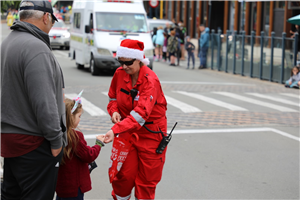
[241, 0, 244, 31]
[160, 0, 163, 19]
[208, 0, 211, 28]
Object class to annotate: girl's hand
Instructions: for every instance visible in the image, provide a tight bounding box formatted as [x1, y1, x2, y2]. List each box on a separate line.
[111, 112, 121, 124]
[104, 130, 115, 143]
[289, 81, 292, 85]
[96, 134, 105, 142]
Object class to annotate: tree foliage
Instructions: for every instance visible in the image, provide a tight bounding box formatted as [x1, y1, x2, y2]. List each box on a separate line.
[1, 1, 21, 13]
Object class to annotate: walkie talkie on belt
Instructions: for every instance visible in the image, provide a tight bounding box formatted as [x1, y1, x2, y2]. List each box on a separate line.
[156, 122, 177, 154]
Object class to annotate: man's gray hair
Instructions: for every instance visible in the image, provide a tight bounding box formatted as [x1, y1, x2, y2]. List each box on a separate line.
[19, 1, 44, 20]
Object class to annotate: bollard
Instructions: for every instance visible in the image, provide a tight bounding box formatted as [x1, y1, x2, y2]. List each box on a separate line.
[260, 31, 264, 80]
[233, 31, 237, 74]
[211, 29, 215, 70]
[217, 29, 222, 71]
[294, 32, 298, 66]
[270, 32, 275, 82]
[250, 31, 255, 78]
[281, 32, 286, 84]
[225, 30, 229, 73]
[241, 31, 245, 76]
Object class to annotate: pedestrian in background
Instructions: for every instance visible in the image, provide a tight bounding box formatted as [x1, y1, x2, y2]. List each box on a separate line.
[154, 26, 164, 61]
[104, 39, 168, 200]
[1, 1, 66, 200]
[285, 66, 300, 88]
[151, 27, 158, 60]
[56, 95, 105, 200]
[185, 36, 195, 69]
[6, 12, 14, 27]
[162, 32, 168, 62]
[178, 20, 186, 61]
[167, 29, 178, 66]
[198, 24, 210, 69]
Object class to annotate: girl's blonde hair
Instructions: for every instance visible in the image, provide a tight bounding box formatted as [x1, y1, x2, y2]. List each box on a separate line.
[61, 98, 82, 164]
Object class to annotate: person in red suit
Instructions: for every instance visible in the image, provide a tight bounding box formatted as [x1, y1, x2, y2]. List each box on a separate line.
[56, 92, 105, 200]
[104, 39, 168, 200]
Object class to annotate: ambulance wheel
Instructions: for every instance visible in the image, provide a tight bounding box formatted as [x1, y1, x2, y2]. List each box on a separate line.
[90, 55, 100, 76]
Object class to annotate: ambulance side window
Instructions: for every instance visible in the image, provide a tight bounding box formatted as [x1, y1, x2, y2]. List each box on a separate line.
[89, 13, 93, 30]
[73, 12, 81, 29]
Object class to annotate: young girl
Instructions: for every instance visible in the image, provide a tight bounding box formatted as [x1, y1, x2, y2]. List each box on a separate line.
[56, 92, 105, 200]
[285, 66, 300, 88]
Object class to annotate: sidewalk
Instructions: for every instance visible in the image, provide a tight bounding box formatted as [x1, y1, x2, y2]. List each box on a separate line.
[155, 55, 202, 69]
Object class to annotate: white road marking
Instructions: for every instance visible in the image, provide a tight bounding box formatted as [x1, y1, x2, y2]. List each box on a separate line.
[165, 95, 202, 113]
[101, 92, 108, 96]
[53, 50, 68, 57]
[160, 81, 255, 86]
[176, 91, 248, 111]
[247, 93, 300, 107]
[84, 127, 300, 142]
[65, 93, 107, 116]
[214, 92, 298, 112]
[280, 93, 300, 99]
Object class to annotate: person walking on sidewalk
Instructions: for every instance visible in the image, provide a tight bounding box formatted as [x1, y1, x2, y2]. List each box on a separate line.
[198, 24, 210, 69]
[1, 1, 67, 200]
[153, 26, 164, 61]
[167, 30, 178, 66]
[185, 36, 195, 69]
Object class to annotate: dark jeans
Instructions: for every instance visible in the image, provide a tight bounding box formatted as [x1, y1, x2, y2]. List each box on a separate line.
[1, 140, 63, 200]
[187, 51, 195, 68]
[199, 46, 208, 67]
[56, 188, 84, 200]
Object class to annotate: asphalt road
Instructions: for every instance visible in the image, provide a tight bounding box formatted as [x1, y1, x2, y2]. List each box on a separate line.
[1, 23, 300, 200]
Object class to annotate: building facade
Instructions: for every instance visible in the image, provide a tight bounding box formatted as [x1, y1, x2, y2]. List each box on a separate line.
[144, 1, 300, 39]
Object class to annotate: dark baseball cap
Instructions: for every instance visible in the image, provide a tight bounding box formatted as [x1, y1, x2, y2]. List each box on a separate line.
[19, 0, 58, 22]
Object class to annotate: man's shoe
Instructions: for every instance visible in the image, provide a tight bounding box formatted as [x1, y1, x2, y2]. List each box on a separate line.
[199, 65, 203, 69]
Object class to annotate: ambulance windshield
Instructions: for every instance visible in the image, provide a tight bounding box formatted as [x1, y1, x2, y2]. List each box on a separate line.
[96, 13, 148, 33]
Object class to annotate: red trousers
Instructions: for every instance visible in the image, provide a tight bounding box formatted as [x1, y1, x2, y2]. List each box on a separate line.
[111, 125, 167, 200]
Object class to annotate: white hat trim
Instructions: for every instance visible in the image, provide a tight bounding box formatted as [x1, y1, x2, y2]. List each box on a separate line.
[117, 46, 150, 66]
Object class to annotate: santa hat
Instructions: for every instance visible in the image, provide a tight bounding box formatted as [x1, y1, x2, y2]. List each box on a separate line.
[116, 39, 150, 66]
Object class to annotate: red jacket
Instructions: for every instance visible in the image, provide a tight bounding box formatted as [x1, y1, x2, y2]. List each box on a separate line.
[56, 130, 101, 198]
[107, 66, 167, 135]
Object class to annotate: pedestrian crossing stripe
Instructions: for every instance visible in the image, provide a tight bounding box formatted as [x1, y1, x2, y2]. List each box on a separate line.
[175, 91, 248, 111]
[279, 93, 300, 99]
[247, 93, 300, 107]
[65, 94, 107, 116]
[65, 92, 299, 116]
[214, 92, 298, 112]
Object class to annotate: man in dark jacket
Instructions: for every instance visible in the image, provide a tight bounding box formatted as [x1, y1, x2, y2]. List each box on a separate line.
[198, 24, 210, 69]
[1, 1, 67, 199]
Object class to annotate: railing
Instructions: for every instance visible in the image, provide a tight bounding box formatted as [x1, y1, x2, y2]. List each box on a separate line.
[207, 30, 299, 84]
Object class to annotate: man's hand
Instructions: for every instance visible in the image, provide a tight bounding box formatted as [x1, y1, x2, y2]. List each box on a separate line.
[111, 112, 121, 124]
[104, 130, 115, 143]
[51, 147, 62, 157]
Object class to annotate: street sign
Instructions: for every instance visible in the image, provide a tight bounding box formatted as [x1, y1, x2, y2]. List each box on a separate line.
[149, 0, 159, 8]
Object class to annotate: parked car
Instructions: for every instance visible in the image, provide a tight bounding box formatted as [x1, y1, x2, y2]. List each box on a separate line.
[49, 19, 70, 50]
[147, 19, 173, 34]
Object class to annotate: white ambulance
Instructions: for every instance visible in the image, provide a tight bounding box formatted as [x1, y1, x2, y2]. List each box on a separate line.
[69, 0, 154, 75]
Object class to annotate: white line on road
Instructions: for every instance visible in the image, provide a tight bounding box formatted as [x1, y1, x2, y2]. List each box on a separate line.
[214, 92, 298, 112]
[247, 93, 300, 107]
[101, 92, 108, 96]
[84, 127, 300, 142]
[280, 93, 300, 99]
[65, 93, 107, 116]
[53, 50, 68, 57]
[160, 81, 255, 86]
[164, 95, 202, 113]
[176, 91, 248, 111]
